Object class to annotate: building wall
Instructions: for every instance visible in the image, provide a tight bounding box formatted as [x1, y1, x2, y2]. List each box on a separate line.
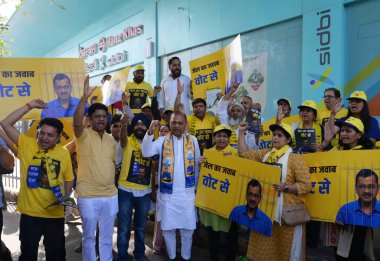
[44, 0, 158, 86]
[41, 0, 380, 119]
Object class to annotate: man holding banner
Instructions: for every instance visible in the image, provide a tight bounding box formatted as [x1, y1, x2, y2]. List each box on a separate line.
[142, 111, 200, 261]
[1, 99, 74, 261]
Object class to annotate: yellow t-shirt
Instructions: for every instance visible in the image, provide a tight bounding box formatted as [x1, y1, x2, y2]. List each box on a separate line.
[125, 81, 153, 113]
[207, 144, 238, 156]
[318, 108, 348, 125]
[318, 108, 348, 147]
[17, 134, 74, 218]
[187, 114, 220, 150]
[118, 136, 153, 190]
[75, 128, 117, 198]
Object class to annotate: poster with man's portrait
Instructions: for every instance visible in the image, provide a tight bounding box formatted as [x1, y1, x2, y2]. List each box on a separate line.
[195, 150, 281, 236]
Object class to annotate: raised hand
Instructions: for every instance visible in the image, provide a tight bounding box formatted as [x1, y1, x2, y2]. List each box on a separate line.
[332, 100, 344, 115]
[120, 113, 129, 125]
[121, 92, 131, 105]
[83, 75, 96, 98]
[29, 99, 46, 109]
[177, 78, 184, 94]
[323, 124, 334, 146]
[148, 120, 160, 133]
[277, 107, 286, 121]
[230, 82, 240, 95]
[239, 121, 248, 132]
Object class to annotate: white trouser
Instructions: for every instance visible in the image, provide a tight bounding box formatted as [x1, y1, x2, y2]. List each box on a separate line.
[78, 195, 118, 261]
[162, 228, 194, 260]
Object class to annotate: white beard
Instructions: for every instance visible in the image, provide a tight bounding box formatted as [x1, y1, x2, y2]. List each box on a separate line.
[228, 117, 244, 127]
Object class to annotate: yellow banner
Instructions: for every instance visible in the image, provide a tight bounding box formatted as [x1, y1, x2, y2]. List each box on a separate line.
[103, 66, 130, 106]
[189, 50, 225, 101]
[196, 150, 281, 236]
[0, 58, 86, 120]
[190, 35, 243, 109]
[304, 150, 380, 228]
[26, 118, 74, 146]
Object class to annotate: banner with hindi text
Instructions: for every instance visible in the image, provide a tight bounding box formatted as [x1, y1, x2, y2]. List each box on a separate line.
[0, 58, 86, 120]
[189, 35, 243, 109]
[304, 150, 380, 228]
[196, 150, 281, 236]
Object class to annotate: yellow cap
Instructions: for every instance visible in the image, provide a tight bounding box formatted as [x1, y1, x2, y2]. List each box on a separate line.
[141, 103, 151, 110]
[164, 108, 174, 114]
[335, 117, 364, 133]
[134, 64, 145, 72]
[347, 91, 367, 102]
[213, 124, 232, 136]
[298, 100, 317, 112]
[269, 123, 294, 139]
[277, 98, 292, 109]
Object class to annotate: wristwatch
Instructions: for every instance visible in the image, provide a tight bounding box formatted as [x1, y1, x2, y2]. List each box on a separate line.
[284, 185, 289, 192]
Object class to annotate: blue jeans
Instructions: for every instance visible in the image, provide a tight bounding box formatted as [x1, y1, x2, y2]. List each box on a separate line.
[117, 189, 151, 260]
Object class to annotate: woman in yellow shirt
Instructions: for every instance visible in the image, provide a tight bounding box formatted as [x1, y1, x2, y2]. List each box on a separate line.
[199, 124, 238, 261]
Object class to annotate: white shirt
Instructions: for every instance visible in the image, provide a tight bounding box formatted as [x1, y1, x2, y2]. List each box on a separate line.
[142, 132, 200, 230]
[159, 74, 192, 115]
[115, 141, 123, 167]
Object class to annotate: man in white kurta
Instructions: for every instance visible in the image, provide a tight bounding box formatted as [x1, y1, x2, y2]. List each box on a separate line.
[159, 57, 192, 115]
[142, 111, 200, 261]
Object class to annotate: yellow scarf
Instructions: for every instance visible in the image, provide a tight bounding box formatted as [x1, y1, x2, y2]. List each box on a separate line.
[229, 125, 238, 147]
[160, 133, 195, 194]
[331, 144, 363, 151]
[27, 149, 63, 199]
[265, 145, 291, 163]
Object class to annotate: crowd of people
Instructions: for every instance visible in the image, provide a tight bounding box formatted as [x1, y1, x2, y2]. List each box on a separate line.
[0, 56, 379, 261]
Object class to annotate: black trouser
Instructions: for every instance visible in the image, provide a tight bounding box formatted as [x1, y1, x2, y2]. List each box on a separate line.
[306, 221, 321, 248]
[19, 214, 66, 261]
[208, 222, 238, 261]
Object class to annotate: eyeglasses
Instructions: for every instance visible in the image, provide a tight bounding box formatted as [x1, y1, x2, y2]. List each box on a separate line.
[323, 95, 335, 99]
[356, 184, 378, 190]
